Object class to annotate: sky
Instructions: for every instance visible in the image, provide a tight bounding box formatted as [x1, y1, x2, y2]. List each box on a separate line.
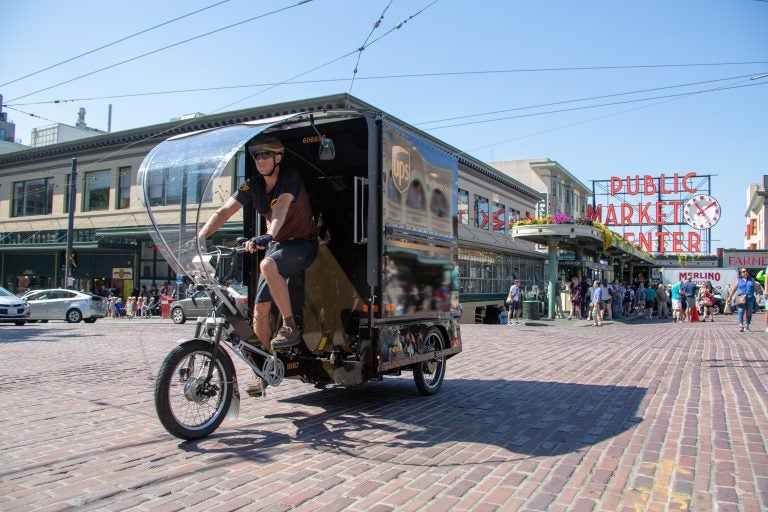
[1, 0, 766, 252]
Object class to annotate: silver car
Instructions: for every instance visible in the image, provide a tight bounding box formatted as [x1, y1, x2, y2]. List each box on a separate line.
[170, 285, 248, 324]
[22, 289, 107, 323]
[0, 286, 30, 325]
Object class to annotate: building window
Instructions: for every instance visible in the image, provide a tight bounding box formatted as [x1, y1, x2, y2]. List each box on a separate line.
[12, 178, 54, 217]
[83, 169, 111, 212]
[458, 246, 545, 296]
[458, 188, 469, 225]
[474, 194, 489, 230]
[492, 202, 505, 233]
[148, 166, 213, 206]
[234, 151, 247, 189]
[117, 167, 131, 209]
[508, 208, 521, 230]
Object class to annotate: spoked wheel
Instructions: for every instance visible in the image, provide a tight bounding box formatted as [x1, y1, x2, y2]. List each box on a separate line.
[154, 340, 235, 440]
[413, 327, 447, 395]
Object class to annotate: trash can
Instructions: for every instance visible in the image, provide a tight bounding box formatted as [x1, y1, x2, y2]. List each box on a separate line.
[523, 300, 540, 320]
[160, 295, 172, 319]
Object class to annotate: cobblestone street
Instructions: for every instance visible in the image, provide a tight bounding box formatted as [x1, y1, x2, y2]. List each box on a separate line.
[1, 317, 767, 511]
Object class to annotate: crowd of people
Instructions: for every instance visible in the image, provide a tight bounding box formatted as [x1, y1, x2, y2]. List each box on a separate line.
[499, 269, 766, 332]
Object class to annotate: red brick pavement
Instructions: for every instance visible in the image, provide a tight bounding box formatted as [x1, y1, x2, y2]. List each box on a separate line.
[0, 316, 766, 511]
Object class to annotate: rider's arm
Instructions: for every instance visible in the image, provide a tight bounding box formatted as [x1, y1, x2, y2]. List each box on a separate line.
[265, 192, 295, 239]
[198, 197, 242, 240]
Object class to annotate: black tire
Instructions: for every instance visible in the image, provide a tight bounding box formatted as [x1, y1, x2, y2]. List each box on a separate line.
[413, 327, 447, 396]
[712, 304, 721, 315]
[154, 340, 235, 440]
[66, 309, 83, 323]
[14, 321, 26, 326]
[84, 318, 97, 323]
[171, 307, 186, 324]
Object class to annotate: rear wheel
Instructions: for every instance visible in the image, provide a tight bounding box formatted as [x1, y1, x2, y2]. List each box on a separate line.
[155, 340, 235, 440]
[712, 304, 721, 315]
[66, 309, 83, 323]
[413, 327, 447, 395]
[14, 321, 26, 326]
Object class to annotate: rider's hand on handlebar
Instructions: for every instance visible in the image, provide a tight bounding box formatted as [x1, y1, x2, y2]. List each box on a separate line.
[245, 234, 273, 252]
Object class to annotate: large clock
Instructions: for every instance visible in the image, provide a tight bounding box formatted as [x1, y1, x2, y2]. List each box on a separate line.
[684, 194, 721, 229]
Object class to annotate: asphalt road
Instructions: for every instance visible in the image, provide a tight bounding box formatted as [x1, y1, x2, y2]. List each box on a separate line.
[1, 316, 766, 511]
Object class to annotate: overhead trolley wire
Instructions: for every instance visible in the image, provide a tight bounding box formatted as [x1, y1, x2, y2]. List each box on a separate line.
[5, 0, 316, 103]
[6, 61, 767, 108]
[345, 0, 396, 107]
[1, 0, 440, 215]
[0, 0, 232, 89]
[413, 73, 754, 126]
[462, 76, 768, 154]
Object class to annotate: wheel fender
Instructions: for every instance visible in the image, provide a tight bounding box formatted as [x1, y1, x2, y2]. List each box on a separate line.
[226, 379, 241, 421]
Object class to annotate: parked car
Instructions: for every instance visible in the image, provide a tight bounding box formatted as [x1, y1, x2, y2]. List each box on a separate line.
[170, 285, 248, 324]
[22, 289, 107, 323]
[0, 286, 30, 325]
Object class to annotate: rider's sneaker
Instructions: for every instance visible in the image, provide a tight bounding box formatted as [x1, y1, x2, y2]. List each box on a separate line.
[271, 322, 301, 349]
[245, 376, 268, 398]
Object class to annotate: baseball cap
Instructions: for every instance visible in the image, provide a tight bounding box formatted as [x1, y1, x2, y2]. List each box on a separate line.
[248, 136, 284, 155]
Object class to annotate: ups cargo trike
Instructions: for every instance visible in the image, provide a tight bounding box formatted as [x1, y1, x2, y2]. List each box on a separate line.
[140, 108, 462, 440]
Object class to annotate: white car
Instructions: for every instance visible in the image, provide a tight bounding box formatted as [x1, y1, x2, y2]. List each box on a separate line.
[22, 289, 107, 323]
[0, 286, 30, 325]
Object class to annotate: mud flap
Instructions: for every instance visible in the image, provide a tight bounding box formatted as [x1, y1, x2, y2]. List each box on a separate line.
[226, 377, 240, 420]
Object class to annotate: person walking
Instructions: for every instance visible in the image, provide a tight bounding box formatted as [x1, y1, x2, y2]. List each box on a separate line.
[567, 276, 582, 320]
[728, 268, 757, 332]
[591, 280, 603, 326]
[600, 278, 613, 321]
[644, 283, 656, 319]
[656, 283, 670, 320]
[506, 279, 522, 325]
[699, 281, 715, 322]
[671, 279, 683, 323]
[554, 278, 565, 319]
[681, 276, 697, 323]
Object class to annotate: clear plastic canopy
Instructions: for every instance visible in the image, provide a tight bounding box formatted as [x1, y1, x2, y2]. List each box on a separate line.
[137, 121, 280, 284]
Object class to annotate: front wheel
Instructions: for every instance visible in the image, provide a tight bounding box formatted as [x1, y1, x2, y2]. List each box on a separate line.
[154, 340, 235, 440]
[413, 327, 447, 395]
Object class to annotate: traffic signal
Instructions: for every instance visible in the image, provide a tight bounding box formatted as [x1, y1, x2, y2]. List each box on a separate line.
[70, 250, 78, 269]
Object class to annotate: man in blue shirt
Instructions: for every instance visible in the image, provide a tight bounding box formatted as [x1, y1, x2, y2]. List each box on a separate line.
[681, 277, 697, 323]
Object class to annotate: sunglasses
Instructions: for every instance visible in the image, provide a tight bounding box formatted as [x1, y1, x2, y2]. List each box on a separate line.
[252, 151, 275, 160]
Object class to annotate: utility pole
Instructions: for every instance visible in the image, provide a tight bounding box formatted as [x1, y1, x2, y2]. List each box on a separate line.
[64, 159, 77, 289]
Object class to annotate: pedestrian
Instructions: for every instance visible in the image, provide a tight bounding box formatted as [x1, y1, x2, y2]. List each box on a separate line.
[656, 283, 670, 320]
[580, 277, 591, 318]
[567, 276, 582, 320]
[506, 279, 522, 325]
[698, 281, 715, 322]
[636, 282, 646, 317]
[591, 280, 603, 326]
[125, 297, 135, 320]
[623, 282, 634, 316]
[728, 268, 757, 332]
[671, 279, 683, 323]
[644, 283, 656, 319]
[498, 305, 508, 325]
[554, 278, 565, 319]
[613, 278, 623, 319]
[601, 278, 613, 321]
[681, 276, 698, 323]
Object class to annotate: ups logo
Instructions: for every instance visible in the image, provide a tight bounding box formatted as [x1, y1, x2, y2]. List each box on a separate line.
[391, 146, 411, 194]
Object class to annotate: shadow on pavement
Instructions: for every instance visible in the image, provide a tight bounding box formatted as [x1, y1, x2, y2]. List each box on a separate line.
[0, 325, 106, 342]
[183, 378, 645, 464]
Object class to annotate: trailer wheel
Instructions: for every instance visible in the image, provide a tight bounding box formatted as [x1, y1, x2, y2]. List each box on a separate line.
[413, 327, 446, 395]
